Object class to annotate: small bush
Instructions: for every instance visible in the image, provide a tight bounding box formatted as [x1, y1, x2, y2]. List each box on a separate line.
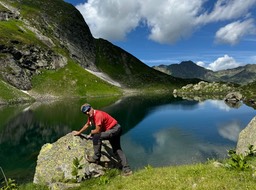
[0, 167, 18, 190]
[224, 145, 256, 171]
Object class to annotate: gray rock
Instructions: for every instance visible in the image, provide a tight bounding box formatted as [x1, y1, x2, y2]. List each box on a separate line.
[173, 81, 236, 101]
[0, 45, 67, 90]
[224, 92, 243, 102]
[0, 1, 20, 21]
[236, 116, 256, 155]
[33, 133, 120, 188]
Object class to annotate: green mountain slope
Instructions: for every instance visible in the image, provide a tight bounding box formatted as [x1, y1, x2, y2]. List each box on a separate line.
[0, 80, 33, 104]
[95, 38, 192, 90]
[0, 0, 198, 104]
[30, 59, 121, 98]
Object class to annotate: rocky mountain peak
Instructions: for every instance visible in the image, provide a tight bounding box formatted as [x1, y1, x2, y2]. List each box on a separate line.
[0, 0, 97, 90]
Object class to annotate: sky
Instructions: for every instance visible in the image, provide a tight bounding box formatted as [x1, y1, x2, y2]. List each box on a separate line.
[64, 0, 256, 71]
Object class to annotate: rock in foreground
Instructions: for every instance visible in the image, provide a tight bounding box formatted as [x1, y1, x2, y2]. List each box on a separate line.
[236, 116, 256, 155]
[33, 133, 120, 189]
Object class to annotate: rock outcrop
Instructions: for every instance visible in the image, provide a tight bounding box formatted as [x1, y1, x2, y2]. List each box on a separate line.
[224, 92, 243, 108]
[0, 45, 67, 90]
[224, 92, 243, 102]
[0, 1, 20, 21]
[0, 0, 93, 90]
[236, 116, 256, 155]
[173, 81, 237, 101]
[33, 133, 120, 189]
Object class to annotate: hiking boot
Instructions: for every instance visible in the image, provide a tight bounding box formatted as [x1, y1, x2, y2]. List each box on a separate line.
[121, 168, 133, 176]
[85, 155, 100, 164]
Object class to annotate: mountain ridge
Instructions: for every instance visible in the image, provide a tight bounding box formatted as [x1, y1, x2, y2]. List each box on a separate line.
[0, 0, 199, 104]
[153, 61, 256, 85]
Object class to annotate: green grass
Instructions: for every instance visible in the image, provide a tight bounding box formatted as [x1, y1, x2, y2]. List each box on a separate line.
[241, 81, 256, 99]
[17, 160, 256, 190]
[74, 162, 256, 190]
[239, 81, 256, 109]
[0, 20, 44, 46]
[31, 60, 122, 97]
[0, 80, 33, 104]
[0, 2, 8, 11]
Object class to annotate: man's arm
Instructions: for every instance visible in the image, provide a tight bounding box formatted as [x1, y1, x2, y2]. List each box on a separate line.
[91, 125, 101, 134]
[72, 123, 90, 136]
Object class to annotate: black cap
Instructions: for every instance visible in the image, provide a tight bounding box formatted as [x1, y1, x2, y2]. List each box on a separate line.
[81, 104, 91, 113]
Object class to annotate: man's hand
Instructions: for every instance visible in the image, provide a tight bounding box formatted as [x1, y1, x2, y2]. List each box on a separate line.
[86, 133, 93, 139]
[72, 130, 80, 136]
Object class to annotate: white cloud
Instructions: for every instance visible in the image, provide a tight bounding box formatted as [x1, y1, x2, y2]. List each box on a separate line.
[196, 61, 206, 67]
[76, 0, 141, 40]
[122, 127, 230, 168]
[196, 0, 256, 24]
[218, 121, 242, 142]
[251, 55, 256, 62]
[215, 19, 256, 45]
[208, 100, 231, 111]
[76, 0, 256, 44]
[139, 0, 203, 44]
[207, 54, 240, 71]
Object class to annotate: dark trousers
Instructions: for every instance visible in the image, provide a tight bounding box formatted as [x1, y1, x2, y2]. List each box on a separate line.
[92, 124, 130, 170]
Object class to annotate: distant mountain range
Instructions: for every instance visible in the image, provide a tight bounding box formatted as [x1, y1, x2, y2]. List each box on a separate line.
[152, 61, 256, 85]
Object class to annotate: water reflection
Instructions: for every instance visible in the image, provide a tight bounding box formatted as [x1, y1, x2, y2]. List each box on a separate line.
[218, 120, 243, 142]
[123, 127, 231, 169]
[224, 100, 242, 109]
[0, 95, 255, 183]
[121, 98, 255, 169]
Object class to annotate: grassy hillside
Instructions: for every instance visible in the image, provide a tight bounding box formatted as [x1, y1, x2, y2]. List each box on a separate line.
[242, 81, 256, 95]
[0, 0, 120, 101]
[30, 59, 122, 98]
[95, 39, 198, 91]
[0, 0, 200, 104]
[0, 19, 44, 46]
[241, 81, 256, 109]
[0, 80, 33, 104]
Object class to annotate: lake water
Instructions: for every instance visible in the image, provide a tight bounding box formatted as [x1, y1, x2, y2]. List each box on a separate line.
[0, 95, 255, 183]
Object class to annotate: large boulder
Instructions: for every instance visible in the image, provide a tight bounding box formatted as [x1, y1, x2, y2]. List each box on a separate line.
[33, 133, 120, 189]
[224, 92, 243, 102]
[236, 116, 256, 155]
[224, 92, 243, 108]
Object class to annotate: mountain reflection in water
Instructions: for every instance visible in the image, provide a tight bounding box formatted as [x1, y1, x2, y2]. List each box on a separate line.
[0, 95, 255, 183]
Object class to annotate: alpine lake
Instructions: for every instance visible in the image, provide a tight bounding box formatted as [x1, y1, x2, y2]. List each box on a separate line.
[0, 94, 255, 184]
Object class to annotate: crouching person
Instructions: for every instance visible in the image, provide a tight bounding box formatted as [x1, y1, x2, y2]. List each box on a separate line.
[72, 103, 132, 176]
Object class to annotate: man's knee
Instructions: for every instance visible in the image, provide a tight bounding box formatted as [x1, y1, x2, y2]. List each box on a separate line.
[92, 133, 101, 145]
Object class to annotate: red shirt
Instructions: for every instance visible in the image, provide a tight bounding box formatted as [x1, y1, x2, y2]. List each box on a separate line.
[87, 110, 117, 131]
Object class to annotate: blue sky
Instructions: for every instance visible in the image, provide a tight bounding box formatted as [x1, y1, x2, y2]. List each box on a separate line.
[64, 0, 256, 71]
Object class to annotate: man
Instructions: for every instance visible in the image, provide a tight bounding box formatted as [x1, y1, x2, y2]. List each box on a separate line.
[72, 103, 132, 176]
